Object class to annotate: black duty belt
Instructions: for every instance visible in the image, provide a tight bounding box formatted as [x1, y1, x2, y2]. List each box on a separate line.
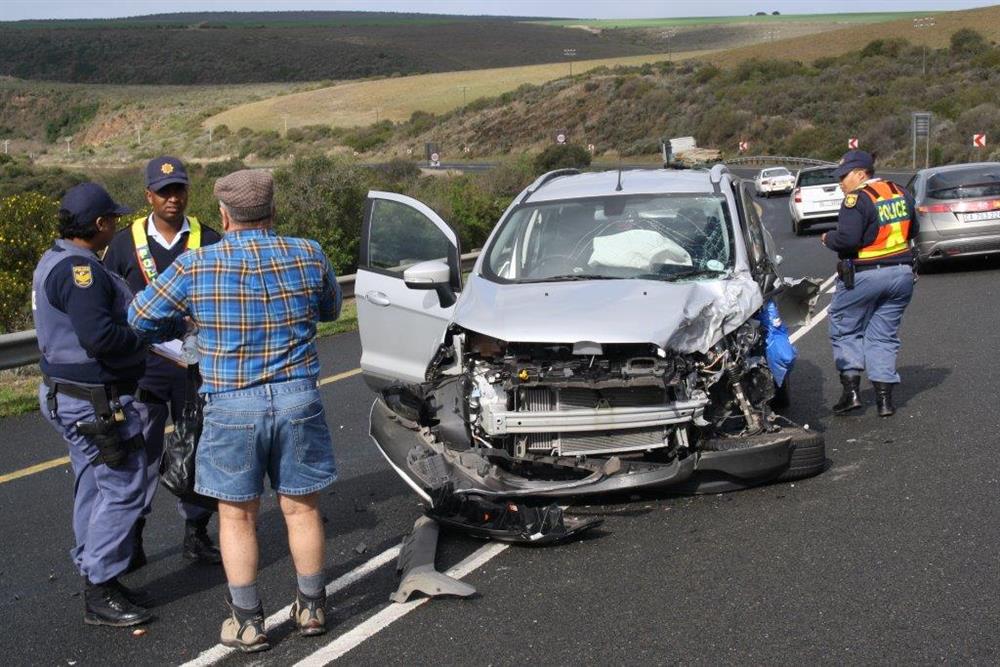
[854, 262, 909, 273]
[41, 376, 137, 402]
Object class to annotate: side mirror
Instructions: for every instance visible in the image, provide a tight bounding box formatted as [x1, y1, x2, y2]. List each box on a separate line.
[403, 259, 456, 308]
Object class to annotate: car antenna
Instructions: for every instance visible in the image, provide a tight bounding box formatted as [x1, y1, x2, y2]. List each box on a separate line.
[615, 164, 624, 192]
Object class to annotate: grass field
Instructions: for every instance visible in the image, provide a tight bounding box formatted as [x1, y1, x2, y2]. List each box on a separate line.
[205, 51, 709, 131]
[536, 12, 932, 29]
[708, 4, 1000, 66]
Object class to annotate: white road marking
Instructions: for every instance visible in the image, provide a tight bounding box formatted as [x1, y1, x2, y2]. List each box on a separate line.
[789, 273, 837, 344]
[294, 542, 510, 667]
[180, 545, 401, 667]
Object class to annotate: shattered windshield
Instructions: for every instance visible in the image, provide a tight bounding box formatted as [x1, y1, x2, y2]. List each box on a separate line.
[485, 194, 734, 283]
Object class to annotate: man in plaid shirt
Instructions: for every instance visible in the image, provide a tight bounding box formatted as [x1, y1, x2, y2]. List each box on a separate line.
[129, 169, 341, 652]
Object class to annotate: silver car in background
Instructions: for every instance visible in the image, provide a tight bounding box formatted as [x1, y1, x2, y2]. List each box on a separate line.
[788, 165, 844, 236]
[754, 167, 795, 197]
[907, 162, 1000, 265]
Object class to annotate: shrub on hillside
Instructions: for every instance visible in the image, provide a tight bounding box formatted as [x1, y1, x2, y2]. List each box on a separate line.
[0, 192, 59, 332]
[533, 143, 592, 172]
[343, 120, 394, 153]
[860, 38, 909, 59]
[950, 29, 988, 56]
[273, 155, 371, 273]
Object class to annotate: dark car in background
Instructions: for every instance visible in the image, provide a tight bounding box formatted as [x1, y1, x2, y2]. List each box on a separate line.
[907, 162, 1000, 265]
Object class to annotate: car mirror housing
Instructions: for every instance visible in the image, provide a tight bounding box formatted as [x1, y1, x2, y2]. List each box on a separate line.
[404, 259, 457, 308]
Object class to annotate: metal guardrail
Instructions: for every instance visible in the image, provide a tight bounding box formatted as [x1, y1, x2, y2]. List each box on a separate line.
[0, 251, 482, 372]
[725, 156, 836, 168]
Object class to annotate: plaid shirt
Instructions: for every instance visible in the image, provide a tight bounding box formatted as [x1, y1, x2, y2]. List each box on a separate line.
[129, 228, 342, 394]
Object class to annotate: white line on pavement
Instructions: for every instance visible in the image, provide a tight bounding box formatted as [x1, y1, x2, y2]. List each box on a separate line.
[293, 542, 510, 667]
[789, 273, 837, 344]
[180, 545, 402, 667]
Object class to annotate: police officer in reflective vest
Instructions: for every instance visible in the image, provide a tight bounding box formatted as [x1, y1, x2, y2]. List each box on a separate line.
[33, 183, 154, 626]
[822, 150, 918, 417]
[104, 156, 222, 569]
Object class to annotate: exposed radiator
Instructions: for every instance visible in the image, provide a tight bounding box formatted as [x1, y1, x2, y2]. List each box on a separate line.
[517, 387, 671, 456]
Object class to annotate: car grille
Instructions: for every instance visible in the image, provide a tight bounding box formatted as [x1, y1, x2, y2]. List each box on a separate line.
[518, 387, 671, 456]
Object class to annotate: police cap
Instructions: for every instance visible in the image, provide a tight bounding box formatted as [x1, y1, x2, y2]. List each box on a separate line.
[145, 155, 189, 192]
[833, 150, 875, 180]
[60, 182, 132, 226]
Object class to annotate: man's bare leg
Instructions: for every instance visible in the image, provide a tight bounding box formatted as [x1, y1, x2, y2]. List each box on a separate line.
[278, 493, 324, 576]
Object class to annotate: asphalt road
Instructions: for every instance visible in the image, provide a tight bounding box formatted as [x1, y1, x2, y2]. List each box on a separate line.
[4, 179, 1000, 666]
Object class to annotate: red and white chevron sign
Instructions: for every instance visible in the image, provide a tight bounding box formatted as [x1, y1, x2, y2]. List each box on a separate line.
[973, 133, 986, 148]
[848, 137, 859, 149]
[738, 140, 748, 152]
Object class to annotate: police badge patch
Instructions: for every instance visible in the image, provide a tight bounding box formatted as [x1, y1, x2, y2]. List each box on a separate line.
[72, 265, 93, 288]
[844, 193, 858, 208]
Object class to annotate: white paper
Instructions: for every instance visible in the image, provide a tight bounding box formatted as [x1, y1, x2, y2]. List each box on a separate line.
[151, 339, 187, 367]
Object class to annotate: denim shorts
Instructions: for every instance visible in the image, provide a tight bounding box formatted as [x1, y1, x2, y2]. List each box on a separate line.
[194, 379, 337, 502]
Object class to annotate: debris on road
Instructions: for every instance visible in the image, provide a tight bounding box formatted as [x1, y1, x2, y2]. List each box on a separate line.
[354, 542, 367, 555]
[132, 628, 147, 637]
[391, 516, 475, 604]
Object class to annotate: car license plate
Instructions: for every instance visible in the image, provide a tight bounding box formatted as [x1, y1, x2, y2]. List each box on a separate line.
[823, 200, 841, 208]
[962, 210, 1000, 223]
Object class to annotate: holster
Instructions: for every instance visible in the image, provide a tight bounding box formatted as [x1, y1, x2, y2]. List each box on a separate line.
[74, 418, 142, 469]
[837, 259, 856, 290]
[43, 376, 143, 468]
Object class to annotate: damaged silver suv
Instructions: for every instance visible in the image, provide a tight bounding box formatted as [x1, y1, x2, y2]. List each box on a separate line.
[355, 166, 824, 542]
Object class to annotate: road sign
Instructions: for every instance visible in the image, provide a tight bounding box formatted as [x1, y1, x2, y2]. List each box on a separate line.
[911, 112, 933, 169]
[555, 130, 567, 144]
[973, 133, 986, 148]
[430, 152, 440, 164]
[406, 148, 413, 156]
[587, 143, 595, 153]
[738, 140, 748, 152]
[848, 137, 859, 150]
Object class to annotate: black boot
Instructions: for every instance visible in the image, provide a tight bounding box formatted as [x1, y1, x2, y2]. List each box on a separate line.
[126, 517, 147, 573]
[184, 516, 222, 564]
[873, 381, 896, 417]
[833, 373, 863, 414]
[84, 578, 152, 627]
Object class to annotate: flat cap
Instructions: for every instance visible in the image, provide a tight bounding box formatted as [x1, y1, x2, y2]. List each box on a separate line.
[214, 169, 274, 222]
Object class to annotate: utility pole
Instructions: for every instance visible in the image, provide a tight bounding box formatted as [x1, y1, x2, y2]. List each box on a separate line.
[209, 126, 213, 143]
[461, 86, 467, 107]
[374, 108, 380, 124]
[282, 113, 289, 135]
[563, 48, 577, 76]
[136, 126, 141, 146]
[2, 139, 9, 155]
[913, 16, 935, 75]
[63, 137, 71, 155]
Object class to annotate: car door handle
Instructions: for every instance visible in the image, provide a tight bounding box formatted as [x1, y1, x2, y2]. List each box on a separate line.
[366, 290, 391, 307]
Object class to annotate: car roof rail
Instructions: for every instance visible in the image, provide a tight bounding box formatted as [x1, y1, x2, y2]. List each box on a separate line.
[519, 168, 581, 202]
[709, 163, 730, 184]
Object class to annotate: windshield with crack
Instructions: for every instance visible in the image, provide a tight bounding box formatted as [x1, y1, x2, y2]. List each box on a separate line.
[485, 194, 734, 283]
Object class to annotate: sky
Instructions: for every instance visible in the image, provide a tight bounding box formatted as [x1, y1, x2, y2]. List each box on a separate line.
[1, 0, 993, 21]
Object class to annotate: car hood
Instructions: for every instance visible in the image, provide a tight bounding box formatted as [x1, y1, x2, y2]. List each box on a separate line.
[452, 273, 764, 354]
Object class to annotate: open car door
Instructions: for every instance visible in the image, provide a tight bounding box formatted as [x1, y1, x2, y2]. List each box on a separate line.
[356, 191, 462, 389]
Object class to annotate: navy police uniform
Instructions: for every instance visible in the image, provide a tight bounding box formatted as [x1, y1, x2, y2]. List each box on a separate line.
[823, 150, 917, 416]
[33, 183, 164, 626]
[103, 156, 222, 566]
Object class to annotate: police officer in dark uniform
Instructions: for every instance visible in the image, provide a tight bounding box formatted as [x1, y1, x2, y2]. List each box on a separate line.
[33, 182, 161, 626]
[822, 150, 918, 417]
[104, 156, 222, 569]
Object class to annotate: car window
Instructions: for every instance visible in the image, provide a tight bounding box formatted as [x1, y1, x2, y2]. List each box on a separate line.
[762, 168, 790, 178]
[740, 185, 768, 269]
[926, 165, 1000, 200]
[798, 168, 838, 187]
[368, 199, 452, 275]
[485, 195, 733, 283]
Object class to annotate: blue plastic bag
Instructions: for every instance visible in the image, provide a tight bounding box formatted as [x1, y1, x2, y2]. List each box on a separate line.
[757, 300, 797, 387]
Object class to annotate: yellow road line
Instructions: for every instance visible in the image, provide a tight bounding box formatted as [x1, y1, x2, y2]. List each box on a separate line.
[0, 456, 71, 484]
[0, 367, 364, 486]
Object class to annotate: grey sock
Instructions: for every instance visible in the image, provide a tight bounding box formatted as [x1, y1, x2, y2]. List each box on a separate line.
[297, 572, 325, 598]
[229, 582, 260, 610]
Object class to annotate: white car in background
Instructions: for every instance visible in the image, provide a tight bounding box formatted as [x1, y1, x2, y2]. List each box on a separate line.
[754, 167, 795, 197]
[788, 165, 844, 236]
